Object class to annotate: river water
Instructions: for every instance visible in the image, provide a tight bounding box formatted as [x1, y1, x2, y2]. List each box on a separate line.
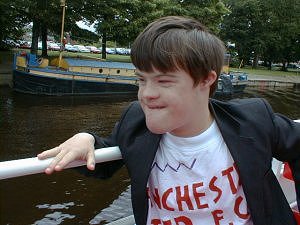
[0, 85, 299, 225]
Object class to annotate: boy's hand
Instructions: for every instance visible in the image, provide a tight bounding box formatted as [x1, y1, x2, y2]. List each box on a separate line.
[37, 133, 95, 174]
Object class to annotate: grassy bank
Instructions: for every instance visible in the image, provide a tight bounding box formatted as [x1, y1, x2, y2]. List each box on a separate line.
[2, 49, 299, 77]
[6, 49, 132, 63]
[231, 66, 300, 77]
[46, 51, 131, 62]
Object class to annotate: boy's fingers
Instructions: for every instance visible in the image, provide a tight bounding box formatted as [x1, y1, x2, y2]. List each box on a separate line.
[37, 146, 61, 159]
[86, 150, 95, 170]
[52, 151, 78, 172]
[44, 148, 71, 174]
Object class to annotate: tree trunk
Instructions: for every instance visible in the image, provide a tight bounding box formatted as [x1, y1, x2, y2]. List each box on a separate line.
[101, 31, 107, 59]
[252, 53, 259, 69]
[31, 20, 40, 55]
[41, 24, 48, 57]
[281, 61, 287, 71]
[267, 60, 272, 70]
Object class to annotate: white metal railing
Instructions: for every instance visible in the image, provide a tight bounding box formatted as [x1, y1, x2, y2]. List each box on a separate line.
[0, 146, 121, 180]
[1, 121, 299, 180]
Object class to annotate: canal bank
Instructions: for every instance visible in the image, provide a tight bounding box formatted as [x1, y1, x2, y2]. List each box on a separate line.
[0, 50, 13, 87]
[2, 70, 299, 88]
[1, 58, 300, 87]
[247, 74, 300, 87]
[0, 64, 12, 87]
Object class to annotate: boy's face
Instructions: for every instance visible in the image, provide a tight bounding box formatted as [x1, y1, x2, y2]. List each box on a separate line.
[136, 67, 212, 137]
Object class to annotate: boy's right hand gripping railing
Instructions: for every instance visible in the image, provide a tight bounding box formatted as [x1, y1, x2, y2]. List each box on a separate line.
[0, 146, 122, 180]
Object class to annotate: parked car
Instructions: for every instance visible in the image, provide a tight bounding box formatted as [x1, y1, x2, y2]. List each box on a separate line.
[86, 46, 101, 54]
[74, 45, 90, 53]
[2, 39, 20, 48]
[116, 48, 126, 55]
[106, 48, 116, 54]
[65, 44, 78, 52]
[287, 64, 300, 69]
[20, 41, 31, 49]
[48, 42, 60, 51]
[115, 48, 131, 55]
[38, 42, 42, 50]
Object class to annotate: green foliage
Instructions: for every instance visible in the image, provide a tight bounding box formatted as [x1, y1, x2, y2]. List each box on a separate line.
[221, 0, 264, 63]
[80, 0, 230, 48]
[4, 0, 298, 68]
[261, 0, 300, 69]
[221, 0, 300, 69]
[0, 0, 229, 42]
[174, 0, 230, 33]
[0, 0, 28, 49]
[1, 0, 230, 57]
[67, 25, 99, 44]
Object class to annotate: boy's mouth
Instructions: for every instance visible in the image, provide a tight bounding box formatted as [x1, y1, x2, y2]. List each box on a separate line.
[147, 104, 165, 110]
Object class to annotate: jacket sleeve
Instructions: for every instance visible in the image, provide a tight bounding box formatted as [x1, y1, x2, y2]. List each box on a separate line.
[76, 102, 137, 179]
[277, 118, 300, 212]
[262, 99, 300, 211]
[75, 131, 124, 179]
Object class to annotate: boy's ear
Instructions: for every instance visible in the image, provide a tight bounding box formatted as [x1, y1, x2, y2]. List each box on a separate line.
[201, 70, 217, 87]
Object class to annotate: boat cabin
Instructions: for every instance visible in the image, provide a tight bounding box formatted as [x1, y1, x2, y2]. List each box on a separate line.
[50, 58, 137, 77]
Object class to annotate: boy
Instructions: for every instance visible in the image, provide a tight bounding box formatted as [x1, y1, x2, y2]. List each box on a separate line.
[38, 16, 300, 225]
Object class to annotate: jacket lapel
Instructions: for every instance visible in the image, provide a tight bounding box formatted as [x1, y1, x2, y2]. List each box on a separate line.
[210, 100, 268, 225]
[125, 131, 161, 225]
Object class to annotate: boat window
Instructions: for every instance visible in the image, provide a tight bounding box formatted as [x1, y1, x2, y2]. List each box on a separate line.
[117, 69, 120, 74]
[99, 69, 103, 73]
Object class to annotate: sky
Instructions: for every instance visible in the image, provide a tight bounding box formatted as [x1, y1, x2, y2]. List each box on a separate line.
[76, 20, 96, 33]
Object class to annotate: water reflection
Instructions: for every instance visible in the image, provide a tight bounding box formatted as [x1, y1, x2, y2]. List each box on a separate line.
[244, 85, 300, 119]
[0, 85, 299, 225]
[0, 88, 136, 161]
[34, 211, 76, 225]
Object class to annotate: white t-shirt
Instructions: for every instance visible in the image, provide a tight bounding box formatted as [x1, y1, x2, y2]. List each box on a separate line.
[146, 120, 253, 225]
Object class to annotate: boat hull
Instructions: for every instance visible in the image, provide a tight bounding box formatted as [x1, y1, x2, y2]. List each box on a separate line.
[13, 69, 139, 96]
[232, 82, 247, 93]
[215, 73, 248, 96]
[12, 53, 248, 96]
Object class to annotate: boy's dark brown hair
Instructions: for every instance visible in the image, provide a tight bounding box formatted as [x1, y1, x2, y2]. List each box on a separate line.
[131, 16, 225, 96]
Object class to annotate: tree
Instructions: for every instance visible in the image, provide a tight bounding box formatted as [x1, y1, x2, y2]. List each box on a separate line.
[28, 0, 49, 55]
[221, 0, 300, 69]
[175, 0, 230, 34]
[28, 0, 84, 56]
[220, 0, 266, 68]
[2, 0, 230, 60]
[1, 0, 95, 55]
[82, 0, 229, 59]
[82, 0, 169, 59]
[0, 0, 28, 49]
[261, 0, 300, 70]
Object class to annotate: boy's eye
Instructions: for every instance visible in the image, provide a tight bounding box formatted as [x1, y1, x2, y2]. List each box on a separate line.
[158, 80, 170, 83]
[159, 81, 171, 85]
[138, 77, 146, 84]
[158, 79, 173, 86]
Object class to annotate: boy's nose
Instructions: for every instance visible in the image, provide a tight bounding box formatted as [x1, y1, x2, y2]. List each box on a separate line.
[139, 82, 159, 99]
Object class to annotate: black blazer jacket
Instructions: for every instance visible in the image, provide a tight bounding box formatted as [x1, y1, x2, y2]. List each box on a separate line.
[85, 98, 300, 225]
